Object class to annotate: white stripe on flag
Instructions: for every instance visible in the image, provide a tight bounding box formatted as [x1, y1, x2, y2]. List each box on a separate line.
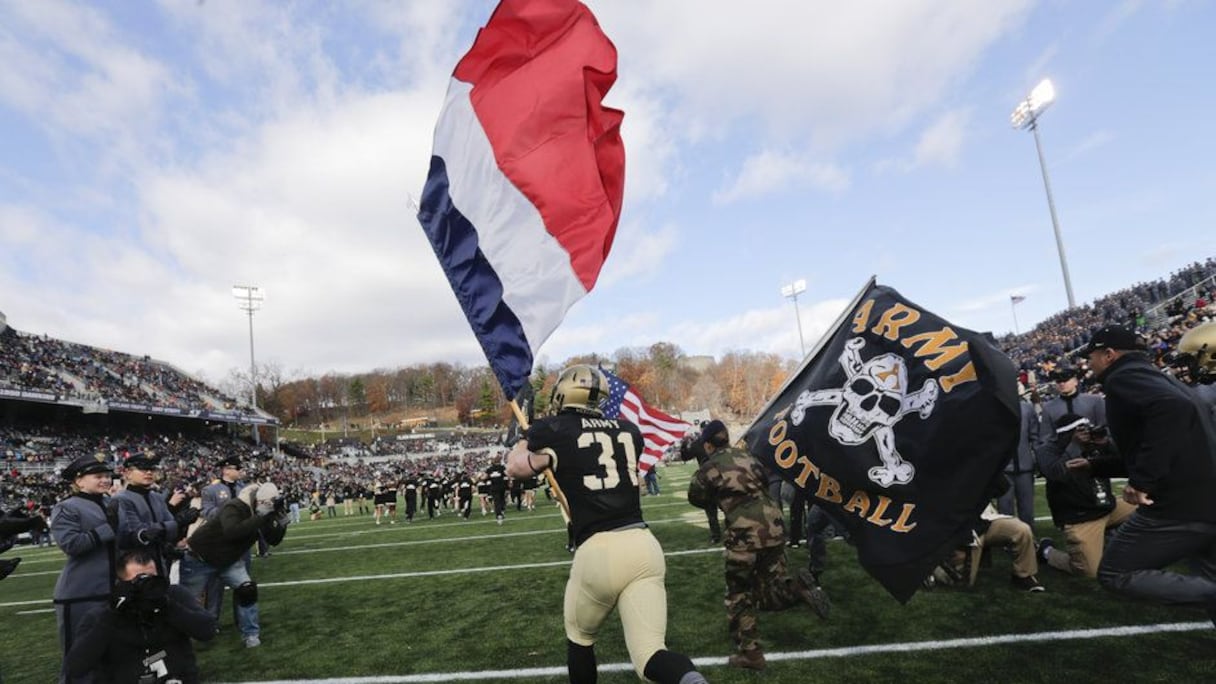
[432, 78, 587, 355]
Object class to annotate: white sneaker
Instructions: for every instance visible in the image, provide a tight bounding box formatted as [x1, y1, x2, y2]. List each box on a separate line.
[243, 635, 261, 648]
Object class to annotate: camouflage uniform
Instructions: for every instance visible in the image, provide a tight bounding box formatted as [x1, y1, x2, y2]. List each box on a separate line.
[687, 445, 809, 655]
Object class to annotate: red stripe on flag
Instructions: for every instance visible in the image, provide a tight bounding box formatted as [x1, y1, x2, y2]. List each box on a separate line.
[618, 388, 690, 473]
[454, 0, 625, 291]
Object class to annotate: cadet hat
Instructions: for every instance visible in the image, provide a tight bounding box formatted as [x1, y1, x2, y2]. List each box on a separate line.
[123, 452, 160, 470]
[1048, 366, 1077, 382]
[217, 455, 243, 470]
[1080, 325, 1146, 356]
[700, 419, 728, 443]
[64, 453, 113, 480]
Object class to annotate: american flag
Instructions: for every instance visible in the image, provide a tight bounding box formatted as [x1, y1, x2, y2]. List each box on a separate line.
[599, 368, 691, 473]
[1010, 294, 1026, 304]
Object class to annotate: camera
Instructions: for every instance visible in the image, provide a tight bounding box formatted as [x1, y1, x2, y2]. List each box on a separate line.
[1088, 425, 1109, 439]
[115, 573, 169, 617]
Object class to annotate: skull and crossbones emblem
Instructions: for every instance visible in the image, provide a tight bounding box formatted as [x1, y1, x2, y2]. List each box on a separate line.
[789, 337, 939, 487]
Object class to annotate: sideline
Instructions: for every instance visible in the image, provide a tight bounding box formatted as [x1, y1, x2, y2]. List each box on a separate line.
[216, 621, 1213, 683]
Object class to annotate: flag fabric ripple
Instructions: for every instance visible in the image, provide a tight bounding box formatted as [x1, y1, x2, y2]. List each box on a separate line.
[600, 368, 691, 474]
[416, 0, 625, 400]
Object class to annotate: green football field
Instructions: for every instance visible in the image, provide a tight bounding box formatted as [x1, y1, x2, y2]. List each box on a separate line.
[2, 462, 1213, 683]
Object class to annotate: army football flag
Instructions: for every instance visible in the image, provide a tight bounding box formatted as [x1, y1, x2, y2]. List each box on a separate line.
[744, 278, 1020, 603]
[416, 0, 625, 401]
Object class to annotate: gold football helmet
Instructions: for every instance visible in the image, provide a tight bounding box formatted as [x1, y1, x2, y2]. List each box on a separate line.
[550, 365, 608, 415]
[1179, 322, 1216, 374]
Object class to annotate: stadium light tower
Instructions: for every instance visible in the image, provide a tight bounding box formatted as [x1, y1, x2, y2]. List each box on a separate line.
[1011, 78, 1076, 309]
[781, 279, 807, 357]
[232, 285, 264, 413]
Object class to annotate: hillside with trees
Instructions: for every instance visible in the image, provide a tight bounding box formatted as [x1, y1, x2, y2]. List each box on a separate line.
[226, 343, 796, 431]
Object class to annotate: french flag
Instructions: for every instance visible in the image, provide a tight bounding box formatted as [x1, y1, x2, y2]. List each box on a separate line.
[417, 0, 625, 400]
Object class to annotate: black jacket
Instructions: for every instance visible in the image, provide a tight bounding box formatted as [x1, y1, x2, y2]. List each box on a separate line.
[1098, 352, 1216, 522]
[66, 585, 216, 683]
[187, 498, 287, 568]
[1037, 433, 1124, 526]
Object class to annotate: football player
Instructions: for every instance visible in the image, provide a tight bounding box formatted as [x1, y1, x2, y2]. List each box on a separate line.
[507, 365, 705, 684]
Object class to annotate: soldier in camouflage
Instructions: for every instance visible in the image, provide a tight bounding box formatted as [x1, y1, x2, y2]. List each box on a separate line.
[686, 420, 830, 671]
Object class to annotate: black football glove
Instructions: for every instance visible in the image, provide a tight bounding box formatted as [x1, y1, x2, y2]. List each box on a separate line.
[0, 557, 20, 581]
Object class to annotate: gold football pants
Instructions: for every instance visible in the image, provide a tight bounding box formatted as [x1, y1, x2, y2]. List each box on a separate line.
[565, 527, 668, 678]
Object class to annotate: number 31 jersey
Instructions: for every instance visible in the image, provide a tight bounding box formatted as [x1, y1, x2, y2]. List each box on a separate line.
[526, 411, 645, 546]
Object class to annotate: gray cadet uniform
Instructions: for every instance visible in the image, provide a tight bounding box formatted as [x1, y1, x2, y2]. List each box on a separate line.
[999, 400, 1040, 527]
[1040, 390, 1106, 446]
[113, 458, 187, 578]
[52, 456, 117, 684]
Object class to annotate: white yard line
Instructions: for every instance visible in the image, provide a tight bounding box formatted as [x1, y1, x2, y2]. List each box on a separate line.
[0, 546, 722, 608]
[216, 621, 1213, 683]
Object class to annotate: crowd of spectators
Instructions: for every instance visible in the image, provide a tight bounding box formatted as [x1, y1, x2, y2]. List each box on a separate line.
[1002, 259, 1216, 388]
[0, 327, 243, 412]
[0, 422, 509, 521]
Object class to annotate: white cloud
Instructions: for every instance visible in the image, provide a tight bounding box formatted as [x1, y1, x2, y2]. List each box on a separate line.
[952, 284, 1041, 314]
[713, 151, 848, 204]
[590, 0, 1032, 147]
[875, 108, 971, 173]
[1061, 130, 1115, 164]
[598, 222, 679, 287]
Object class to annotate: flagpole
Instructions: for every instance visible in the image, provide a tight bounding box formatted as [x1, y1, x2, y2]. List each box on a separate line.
[1010, 296, 1021, 335]
[509, 398, 572, 525]
[745, 275, 877, 435]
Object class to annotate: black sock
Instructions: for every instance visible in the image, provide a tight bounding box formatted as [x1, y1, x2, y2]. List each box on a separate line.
[643, 649, 698, 684]
[567, 640, 597, 684]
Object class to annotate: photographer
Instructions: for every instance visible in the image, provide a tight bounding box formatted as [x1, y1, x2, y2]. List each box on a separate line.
[1, 509, 46, 580]
[66, 549, 216, 683]
[1035, 414, 1136, 578]
[181, 482, 290, 649]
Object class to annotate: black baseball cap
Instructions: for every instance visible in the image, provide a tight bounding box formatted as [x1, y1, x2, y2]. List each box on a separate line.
[217, 455, 243, 470]
[1080, 325, 1146, 355]
[700, 419, 728, 443]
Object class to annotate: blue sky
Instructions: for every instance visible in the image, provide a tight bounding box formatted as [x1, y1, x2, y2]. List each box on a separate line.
[1, 0, 1214, 385]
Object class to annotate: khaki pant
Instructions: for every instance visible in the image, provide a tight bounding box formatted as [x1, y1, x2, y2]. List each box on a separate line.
[949, 517, 1040, 586]
[565, 527, 668, 678]
[1046, 500, 1137, 578]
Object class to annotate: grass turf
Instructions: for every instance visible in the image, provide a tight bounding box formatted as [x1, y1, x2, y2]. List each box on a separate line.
[1, 463, 1213, 683]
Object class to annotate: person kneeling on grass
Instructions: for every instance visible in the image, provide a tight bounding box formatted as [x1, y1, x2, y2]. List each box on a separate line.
[67, 549, 216, 683]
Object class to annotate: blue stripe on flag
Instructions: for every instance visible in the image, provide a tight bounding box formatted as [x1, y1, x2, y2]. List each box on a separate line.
[418, 155, 533, 399]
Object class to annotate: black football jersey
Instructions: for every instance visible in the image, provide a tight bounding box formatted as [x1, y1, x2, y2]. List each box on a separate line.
[486, 464, 507, 492]
[527, 411, 644, 546]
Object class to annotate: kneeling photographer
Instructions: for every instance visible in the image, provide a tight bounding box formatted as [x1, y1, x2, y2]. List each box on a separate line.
[1, 509, 46, 580]
[66, 549, 217, 683]
[181, 482, 290, 649]
[1036, 414, 1136, 578]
